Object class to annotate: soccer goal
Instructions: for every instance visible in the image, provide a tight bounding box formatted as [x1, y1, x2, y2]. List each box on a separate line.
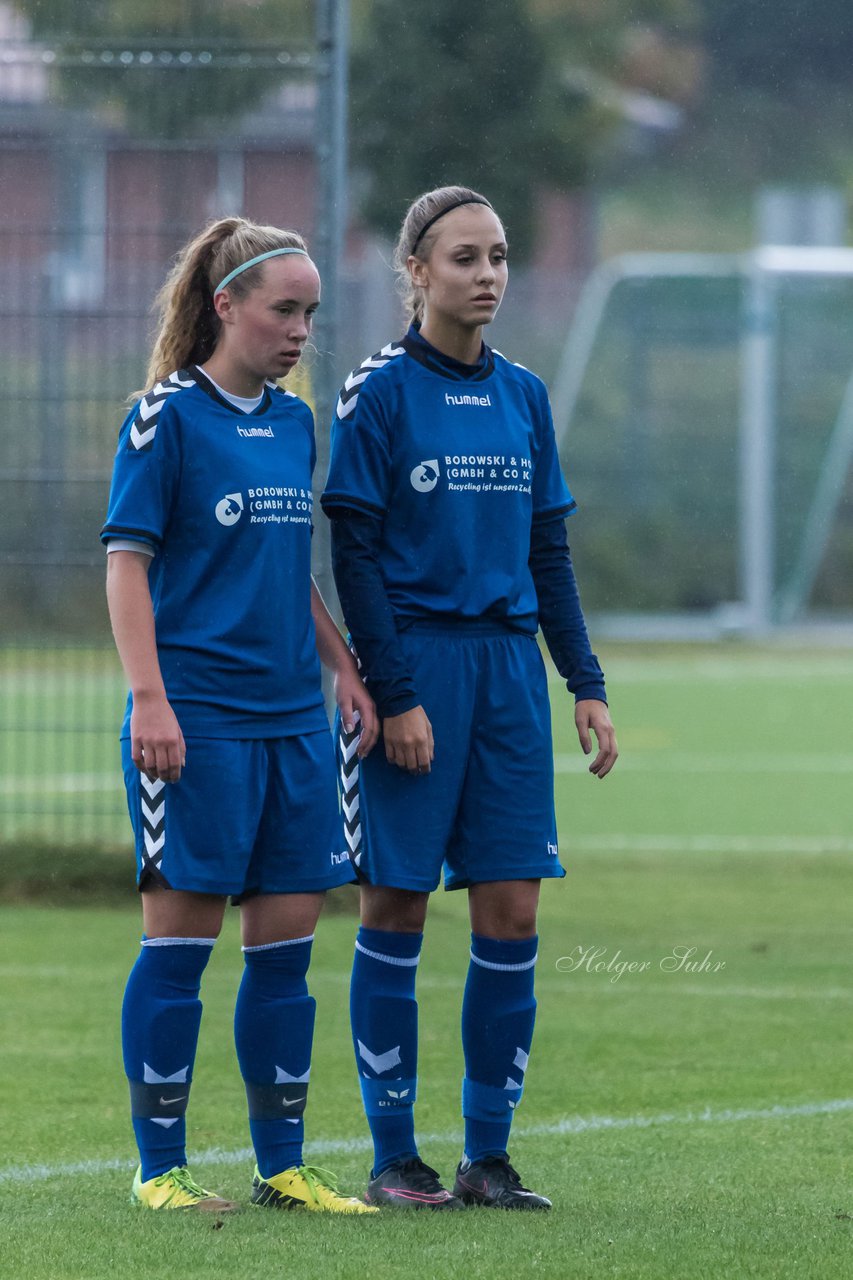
[552, 247, 853, 636]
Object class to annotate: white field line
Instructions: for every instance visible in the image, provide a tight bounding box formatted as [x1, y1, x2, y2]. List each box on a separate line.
[0, 966, 846, 1003]
[2, 1097, 851, 1188]
[554, 752, 853, 774]
[0, 772, 116, 796]
[569, 833, 853, 854]
[533, 981, 853, 1002]
[3, 752, 852, 799]
[296, 972, 853, 1003]
[323, 975, 853, 1002]
[639, 983, 853, 1001]
[2, 658, 849, 697]
[410, 977, 853, 1000]
[416, 978, 853, 1001]
[549, 658, 853, 684]
[0, 672, 125, 694]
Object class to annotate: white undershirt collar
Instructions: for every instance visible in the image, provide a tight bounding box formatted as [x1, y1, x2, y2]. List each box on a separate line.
[200, 369, 265, 414]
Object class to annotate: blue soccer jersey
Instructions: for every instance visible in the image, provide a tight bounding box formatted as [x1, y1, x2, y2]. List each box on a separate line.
[321, 331, 576, 633]
[101, 368, 328, 738]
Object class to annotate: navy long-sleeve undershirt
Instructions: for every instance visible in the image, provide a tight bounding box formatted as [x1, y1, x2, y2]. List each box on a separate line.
[529, 514, 607, 704]
[329, 510, 420, 718]
[329, 508, 606, 718]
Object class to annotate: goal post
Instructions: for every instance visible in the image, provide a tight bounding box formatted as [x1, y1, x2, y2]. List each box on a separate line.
[551, 247, 853, 635]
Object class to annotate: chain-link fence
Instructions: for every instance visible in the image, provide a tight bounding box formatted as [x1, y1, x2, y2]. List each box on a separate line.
[0, 18, 350, 846]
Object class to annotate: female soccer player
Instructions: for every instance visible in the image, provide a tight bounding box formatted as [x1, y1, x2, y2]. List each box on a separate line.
[322, 186, 617, 1211]
[102, 216, 378, 1214]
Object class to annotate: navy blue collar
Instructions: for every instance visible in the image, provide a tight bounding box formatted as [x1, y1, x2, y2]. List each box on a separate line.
[402, 324, 494, 383]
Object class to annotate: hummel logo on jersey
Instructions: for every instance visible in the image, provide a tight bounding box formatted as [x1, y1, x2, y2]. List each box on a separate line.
[410, 460, 439, 493]
[445, 392, 492, 407]
[215, 492, 244, 526]
[237, 424, 275, 438]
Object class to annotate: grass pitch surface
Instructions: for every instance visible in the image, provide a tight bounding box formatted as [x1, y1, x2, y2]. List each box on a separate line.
[1, 645, 852, 1277]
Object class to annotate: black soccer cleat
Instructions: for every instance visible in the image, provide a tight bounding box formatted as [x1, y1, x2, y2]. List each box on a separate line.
[365, 1157, 465, 1210]
[452, 1154, 552, 1210]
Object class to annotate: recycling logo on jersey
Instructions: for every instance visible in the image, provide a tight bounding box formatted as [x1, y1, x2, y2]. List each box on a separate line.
[410, 459, 440, 493]
[408, 454, 533, 497]
[216, 485, 314, 527]
[215, 492, 244, 526]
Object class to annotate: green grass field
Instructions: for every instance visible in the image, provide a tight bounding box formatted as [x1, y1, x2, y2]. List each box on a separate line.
[0, 646, 128, 843]
[2, 644, 853, 1278]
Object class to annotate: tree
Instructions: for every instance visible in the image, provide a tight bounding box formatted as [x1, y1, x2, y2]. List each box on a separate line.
[676, 1, 853, 185]
[700, 0, 853, 94]
[350, 0, 613, 258]
[350, 0, 704, 257]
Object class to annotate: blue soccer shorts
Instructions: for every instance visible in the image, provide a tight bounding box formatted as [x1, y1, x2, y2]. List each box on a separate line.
[349, 624, 566, 892]
[121, 730, 352, 896]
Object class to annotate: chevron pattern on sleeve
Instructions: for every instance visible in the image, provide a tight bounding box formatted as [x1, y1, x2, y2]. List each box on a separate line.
[335, 342, 405, 422]
[267, 380, 298, 398]
[128, 370, 197, 452]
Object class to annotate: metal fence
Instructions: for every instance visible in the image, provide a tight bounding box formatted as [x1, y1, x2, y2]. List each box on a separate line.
[20, 19, 853, 844]
[1, 223, 216, 844]
[0, 15, 349, 847]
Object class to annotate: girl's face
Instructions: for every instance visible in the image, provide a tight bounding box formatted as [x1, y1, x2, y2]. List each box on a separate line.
[409, 205, 508, 331]
[217, 256, 321, 383]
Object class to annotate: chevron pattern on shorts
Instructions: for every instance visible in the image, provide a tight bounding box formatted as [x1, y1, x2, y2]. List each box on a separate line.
[128, 370, 196, 451]
[339, 719, 362, 867]
[335, 342, 405, 422]
[139, 774, 166, 875]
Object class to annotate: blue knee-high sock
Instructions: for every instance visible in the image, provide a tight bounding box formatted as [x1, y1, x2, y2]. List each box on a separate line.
[234, 936, 316, 1179]
[350, 926, 422, 1177]
[461, 933, 538, 1162]
[121, 936, 215, 1181]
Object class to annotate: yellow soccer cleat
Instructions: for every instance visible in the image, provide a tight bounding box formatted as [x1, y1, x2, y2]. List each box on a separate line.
[131, 1165, 240, 1212]
[251, 1164, 378, 1214]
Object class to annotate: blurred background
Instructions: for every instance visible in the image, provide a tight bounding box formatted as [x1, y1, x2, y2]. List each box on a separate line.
[3, 0, 853, 847]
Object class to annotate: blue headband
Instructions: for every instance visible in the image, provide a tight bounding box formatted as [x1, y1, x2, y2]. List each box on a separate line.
[215, 247, 308, 295]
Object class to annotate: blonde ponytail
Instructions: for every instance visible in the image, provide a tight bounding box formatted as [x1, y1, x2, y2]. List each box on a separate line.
[143, 216, 308, 389]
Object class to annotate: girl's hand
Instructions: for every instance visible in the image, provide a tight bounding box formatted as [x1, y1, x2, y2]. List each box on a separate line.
[130, 691, 186, 783]
[335, 662, 379, 758]
[575, 699, 618, 778]
[382, 705, 434, 775]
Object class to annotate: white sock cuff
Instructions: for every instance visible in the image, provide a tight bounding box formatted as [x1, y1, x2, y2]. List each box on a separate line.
[355, 939, 421, 967]
[469, 949, 538, 972]
[141, 936, 216, 948]
[242, 934, 315, 953]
